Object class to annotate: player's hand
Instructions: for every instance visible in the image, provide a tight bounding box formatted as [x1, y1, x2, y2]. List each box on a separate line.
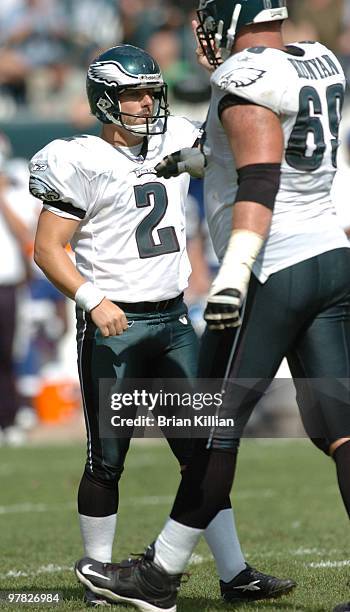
[90, 298, 128, 337]
[204, 230, 263, 330]
[191, 19, 216, 73]
[155, 148, 206, 179]
[204, 288, 243, 330]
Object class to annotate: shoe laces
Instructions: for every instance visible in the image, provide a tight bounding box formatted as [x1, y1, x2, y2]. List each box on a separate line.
[103, 560, 132, 572]
[245, 566, 276, 584]
[129, 552, 190, 585]
[129, 552, 147, 565]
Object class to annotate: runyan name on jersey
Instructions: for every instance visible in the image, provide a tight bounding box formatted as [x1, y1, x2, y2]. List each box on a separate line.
[288, 54, 340, 81]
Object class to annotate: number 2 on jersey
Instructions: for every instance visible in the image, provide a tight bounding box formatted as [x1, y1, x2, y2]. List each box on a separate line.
[285, 83, 344, 171]
[134, 183, 180, 259]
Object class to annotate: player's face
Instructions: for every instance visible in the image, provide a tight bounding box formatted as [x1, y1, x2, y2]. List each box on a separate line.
[118, 88, 156, 127]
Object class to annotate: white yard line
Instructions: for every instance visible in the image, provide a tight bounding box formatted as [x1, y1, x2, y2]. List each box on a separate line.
[0, 565, 73, 579]
[293, 547, 328, 556]
[2, 553, 348, 583]
[0, 495, 175, 516]
[247, 547, 342, 560]
[189, 554, 209, 566]
[307, 560, 350, 568]
[0, 486, 278, 516]
[129, 495, 173, 506]
[0, 556, 210, 581]
[235, 489, 275, 499]
[0, 502, 75, 515]
[0, 455, 158, 478]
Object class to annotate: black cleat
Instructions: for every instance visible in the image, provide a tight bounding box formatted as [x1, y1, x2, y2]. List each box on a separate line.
[334, 604, 350, 612]
[75, 545, 181, 612]
[84, 587, 111, 607]
[220, 564, 296, 603]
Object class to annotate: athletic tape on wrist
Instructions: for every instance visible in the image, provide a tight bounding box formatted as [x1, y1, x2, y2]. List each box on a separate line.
[210, 230, 264, 299]
[75, 282, 105, 312]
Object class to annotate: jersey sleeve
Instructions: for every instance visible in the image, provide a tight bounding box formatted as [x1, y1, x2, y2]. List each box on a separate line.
[29, 140, 89, 220]
[212, 48, 289, 116]
[168, 116, 203, 149]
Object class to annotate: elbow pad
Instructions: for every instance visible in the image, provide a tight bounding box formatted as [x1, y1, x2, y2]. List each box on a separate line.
[236, 163, 281, 211]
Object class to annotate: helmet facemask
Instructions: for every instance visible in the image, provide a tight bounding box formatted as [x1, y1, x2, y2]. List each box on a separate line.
[197, 1, 242, 68]
[197, 0, 288, 69]
[96, 83, 169, 136]
[196, 3, 223, 68]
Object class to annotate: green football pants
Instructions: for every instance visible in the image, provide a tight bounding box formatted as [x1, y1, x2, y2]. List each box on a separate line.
[77, 298, 199, 481]
[199, 248, 350, 453]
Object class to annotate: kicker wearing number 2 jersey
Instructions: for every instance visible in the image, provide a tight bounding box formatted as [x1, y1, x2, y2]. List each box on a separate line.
[205, 41, 349, 274]
[29, 116, 197, 302]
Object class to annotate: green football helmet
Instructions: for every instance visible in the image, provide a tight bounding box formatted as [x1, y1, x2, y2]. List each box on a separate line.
[86, 44, 169, 135]
[197, 0, 288, 67]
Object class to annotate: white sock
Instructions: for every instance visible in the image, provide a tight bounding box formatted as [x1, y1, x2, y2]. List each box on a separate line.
[79, 513, 117, 562]
[154, 518, 202, 574]
[204, 508, 246, 582]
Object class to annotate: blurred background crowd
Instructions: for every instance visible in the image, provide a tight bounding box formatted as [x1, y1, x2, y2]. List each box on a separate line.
[1, 0, 350, 444]
[1, 0, 350, 120]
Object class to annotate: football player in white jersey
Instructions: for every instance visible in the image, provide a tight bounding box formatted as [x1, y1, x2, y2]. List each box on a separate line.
[74, 3, 350, 610]
[31, 44, 293, 607]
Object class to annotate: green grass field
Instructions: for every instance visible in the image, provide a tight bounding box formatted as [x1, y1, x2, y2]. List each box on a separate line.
[0, 439, 349, 612]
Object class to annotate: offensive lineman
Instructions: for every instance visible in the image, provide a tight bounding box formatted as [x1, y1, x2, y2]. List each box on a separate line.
[31, 44, 292, 607]
[75, 3, 350, 611]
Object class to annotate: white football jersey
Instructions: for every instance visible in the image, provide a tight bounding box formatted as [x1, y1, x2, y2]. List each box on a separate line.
[29, 116, 200, 302]
[205, 42, 349, 281]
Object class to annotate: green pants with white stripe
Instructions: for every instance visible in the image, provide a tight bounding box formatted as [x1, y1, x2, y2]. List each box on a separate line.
[77, 297, 199, 487]
[199, 248, 350, 453]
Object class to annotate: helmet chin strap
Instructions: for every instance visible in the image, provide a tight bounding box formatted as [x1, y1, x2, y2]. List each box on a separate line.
[220, 3, 242, 61]
[97, 89, 167, 135]
[99, 92, 153, 134]
[119, 120, 149, 135]
[105, 110, 162, 135]
[106, 113, 148, 134]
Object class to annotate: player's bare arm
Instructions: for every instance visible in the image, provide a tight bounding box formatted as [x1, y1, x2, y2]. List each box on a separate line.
[34, 209, 128, 337]
[222, 103, 284, 234]
[34, 209, 84, 298]
[204, 103, 283, 329]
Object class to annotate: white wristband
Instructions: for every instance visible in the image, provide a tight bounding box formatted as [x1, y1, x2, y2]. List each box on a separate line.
[75, 282, 105, 312]
[210, 230, 264, 300]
